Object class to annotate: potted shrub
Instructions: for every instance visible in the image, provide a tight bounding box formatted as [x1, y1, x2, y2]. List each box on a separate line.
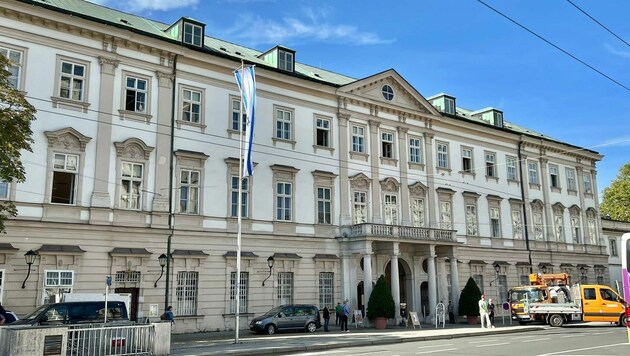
[367, 275, 396, 329]
[459, 277, 482, 324]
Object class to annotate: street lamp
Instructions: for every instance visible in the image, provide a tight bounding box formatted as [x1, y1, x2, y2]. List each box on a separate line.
[579, 266, 586, 283]
[21, 250, 37, 289]
[262, 256, 275, 286]
[489, 263, 501, 286]
[541, 265, 547, 274]
[154, 253, 168, 288]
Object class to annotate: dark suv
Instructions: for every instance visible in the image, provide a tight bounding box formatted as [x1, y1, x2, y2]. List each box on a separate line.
[11, 301, 129, 326]
[249, 305, 321, 335]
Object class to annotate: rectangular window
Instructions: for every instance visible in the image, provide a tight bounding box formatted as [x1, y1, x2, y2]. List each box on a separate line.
[571, 217, 581, 244]
[231, 98, 246, 131]
[555, 214, 564, 241]
[462, 148, 473, 173]
[183, 22, 203, 46]
[181, 89, 201, 123]
[125, 76, 147, 113]
[507, 156, 517, 181]
[528, 161, 539, 184]
[409, 138, 422, 163]
[319, 272, 334, 309]
[444, 97, 455, 115]
[44, 270, 74, 304]
[352, 126, 365, 153]
[275, 108, 292, 140]
[316, 118, 330, 147]
[120, 162, 143, 209]
[0, 46, 23, 89]
[437, 142, 449, 169]
[466, 204, 478, 235]
[566, 168, 576, 191]
[51, 153, 78, 205]
[277, 272, 294, 305]
[317, 187, 332, 224]
[583, 173, 592, 193]
[610, 239, 617, 256]
[498, 275, 508, 302]
[59, 61, 85, 101]
[533, 212, 544, 240]
[276, 182, 292, 221]
[381, 132, 394, 158]
[0, 181, 8, 200]
[473, 274, 484, 293]
[411, 198, 425, 227]
[353, 191, 367, 224]
[485, 152, 496, 177]
[231, 176, 249, 218]
[519, 274, 530, 286]
[179, 169, 200, 214]
[490, 208, 501, 237]
[176, 271, 198, 316]
[384, 194, 398, 225]
[279, 50, 294, 71]
[230, 272, 248, 313]
[440, 201, 452, 229]
[511, 210, 523, 239]
[549, 165, 560, 188]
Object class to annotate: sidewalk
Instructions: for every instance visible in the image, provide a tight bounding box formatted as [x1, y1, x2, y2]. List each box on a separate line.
[170, 322, 545, 355]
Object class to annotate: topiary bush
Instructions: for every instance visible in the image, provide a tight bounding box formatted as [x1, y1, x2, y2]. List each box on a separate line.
[367, 275, 396, 320]
[458, 277, 482, 316]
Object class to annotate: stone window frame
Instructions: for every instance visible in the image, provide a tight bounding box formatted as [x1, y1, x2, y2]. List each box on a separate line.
[228, 95, 246, 136]
[463, 191, 480, 236]
[177, 84, 207, 131]
[508, 198, 524, 240]
[113, 138, 154, 211]
[224, 252, 257, 315]
[531, 200, 545, 241]
[175, 150, 208, 215]
[461, 146, 474, 175]
[582, 172, 593, 195]
[409, 181, 428, 228]
[51, 55, 91, 113]
[487, 195, 503, 238]
[44, 128, 92, 206]
[408, 135, 424, 169]
[528, 160, 540, 186]
[118, 70, 153, 123]
[484, 151, 498, 180]
[350, 123, 368, 161]
[272, 104, 296, 148]
[552, 202, 566, 243]
[568, 205, 582, 244]
[380, 129, 396, 162]
[549, 164, 561, 192]
[0, 42, 28, 91]
[380, 177, 400, 225]
[506, 155, 518, 182]
[313, 114, 334, 154]
[586, 208, 598, 245]
[271, 165, 299, 222]
[349, 173, 371, 224]
[436, 141, 450, 171]
[313, 170, 336, 225]
[225, 158, 254, 219]
[565, 167, 577, 194]
[437, 188, 455, 230]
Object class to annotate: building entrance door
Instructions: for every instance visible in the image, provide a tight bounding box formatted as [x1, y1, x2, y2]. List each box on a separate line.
[115, 287, 139, 321]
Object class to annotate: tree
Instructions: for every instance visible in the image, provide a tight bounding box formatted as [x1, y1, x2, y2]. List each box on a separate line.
[0, 54, 36, 233]
[600, 161, 630, 222]
[458, 277, 482, 317]
[366, 275, 396, 320]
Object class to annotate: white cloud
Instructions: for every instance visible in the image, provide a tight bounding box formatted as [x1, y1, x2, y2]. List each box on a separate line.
[604, 43, 630, 59]
[88, 0, 199, 12]
[221, 9, 393, 46]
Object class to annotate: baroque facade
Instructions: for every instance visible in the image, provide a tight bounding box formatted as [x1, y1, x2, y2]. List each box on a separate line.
[0, 0, 609, 333]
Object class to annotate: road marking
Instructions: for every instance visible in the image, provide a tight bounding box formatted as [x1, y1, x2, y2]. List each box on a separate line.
[476, 342, 510, 348]
[416, 348, 458, 354]
[510, 335, 540, 340]
[416, 343, 454, 348]
[522, 338, 550, 342]
[294, 351, 344, 356]
[469, 339, 499, 344]
[537, 342, 630, 355]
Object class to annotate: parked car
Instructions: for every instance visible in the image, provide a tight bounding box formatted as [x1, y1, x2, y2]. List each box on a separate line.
[11, 301, 129, 326]
[250, 305, 321, 335]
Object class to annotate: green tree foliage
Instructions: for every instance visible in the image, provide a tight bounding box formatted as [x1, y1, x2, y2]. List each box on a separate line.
[0, 54, 36, 233]
[600, 161, 630, 222]
[458, 277, 482, 316]
[366, 275, 396, 320]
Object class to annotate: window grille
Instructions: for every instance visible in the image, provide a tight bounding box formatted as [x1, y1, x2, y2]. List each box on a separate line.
[176, 271, 198, 316]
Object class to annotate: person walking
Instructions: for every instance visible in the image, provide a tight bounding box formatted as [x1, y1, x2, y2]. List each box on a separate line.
[340, 299, 350, 332]
[323, 305, 331, 332]
[478, 294, 491, 328]
[447, 300, 455, 324]
[0, 303, 6, 324]
[335, 302, 342, 325]
[162, 305, 175, 324]
[488, 298, 496, 328]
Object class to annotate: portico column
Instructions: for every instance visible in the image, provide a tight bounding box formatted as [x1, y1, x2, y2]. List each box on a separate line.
[450, 256, 460, 319]
[369, 120, 382, 223]
[390, 250, 401, 324]
[363, 253, 373, 314]
[428, 245, 437, 318]
[423, 132, 436, 227]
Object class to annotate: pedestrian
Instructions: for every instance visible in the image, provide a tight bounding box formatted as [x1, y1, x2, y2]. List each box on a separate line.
[0, 303, 6, 324]
[323, 305, 331, 332]
[341, 299, 350, 332]
[447, 300, 455, 324]
[161, 305, 175, 324]
[478, 294, 491, 328]
[488, 298, 496, 328]
[335, 302, 342, 325]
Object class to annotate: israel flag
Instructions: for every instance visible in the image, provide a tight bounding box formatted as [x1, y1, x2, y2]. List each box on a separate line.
[234, 66, 256, 176]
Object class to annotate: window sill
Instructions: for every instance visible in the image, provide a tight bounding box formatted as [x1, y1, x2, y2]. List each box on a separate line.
[349, 151, 369, 162]
[436, 167, 452, 174]
[313, 145, 334, 155]
[272, 137, 296, 149]
[222, 313, 256, 317]
[380, 157, 398, 166]
[485, 175, 499, 183]
[583, 192, 594, 198]
[507, 179, 520, 184]
[459, 171, 476, 177]
[567, 189, 578, 196]
[551, 187, 562, 193]
[118, 109, 153, 124]
[51, 96, 91, 113]
[408, 162, 425, 171]
[176, 119, 207, 132]
[529, 183, 541, 190]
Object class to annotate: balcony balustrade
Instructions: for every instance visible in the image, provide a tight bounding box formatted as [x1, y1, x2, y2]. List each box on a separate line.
[343, 223, 455, 242]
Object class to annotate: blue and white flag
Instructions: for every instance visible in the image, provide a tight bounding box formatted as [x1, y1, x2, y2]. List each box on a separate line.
[234, 66, 257, 176]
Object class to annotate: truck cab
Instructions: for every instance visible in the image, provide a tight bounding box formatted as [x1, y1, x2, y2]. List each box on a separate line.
[580, 284, 626, 325]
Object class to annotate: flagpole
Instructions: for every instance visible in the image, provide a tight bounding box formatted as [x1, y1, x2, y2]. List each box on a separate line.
[235, 60, 245, 344]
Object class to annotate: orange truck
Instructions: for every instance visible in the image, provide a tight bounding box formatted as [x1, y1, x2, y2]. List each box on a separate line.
[508, 273, 570, 324]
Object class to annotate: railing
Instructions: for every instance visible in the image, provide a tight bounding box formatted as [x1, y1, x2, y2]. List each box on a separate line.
[67, 323, 153, 356]
[343, 223, 455, 242]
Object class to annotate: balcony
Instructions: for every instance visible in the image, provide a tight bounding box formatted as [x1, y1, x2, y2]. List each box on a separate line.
[341, 223, 456, 243]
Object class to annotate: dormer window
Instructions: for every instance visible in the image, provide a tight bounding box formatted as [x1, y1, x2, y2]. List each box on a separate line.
[493, 111, 503, 127]
[279, 50, 294, 72]
[444, 97, 455, 114]
[183, 22, 203, 47]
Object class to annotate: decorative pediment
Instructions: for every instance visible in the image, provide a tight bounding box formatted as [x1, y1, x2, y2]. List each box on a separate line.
[114, 138, 154, 160]
[44, 127, 92, 152]
[349, 173, 371, 190]
[552, 202, 566, 213]
[380, 177, 400, 192]
[408, 181, 428, 196]
[337, 69, 441, 116]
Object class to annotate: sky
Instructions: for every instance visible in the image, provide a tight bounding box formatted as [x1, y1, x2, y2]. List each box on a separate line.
[90, 0, 629, 197]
